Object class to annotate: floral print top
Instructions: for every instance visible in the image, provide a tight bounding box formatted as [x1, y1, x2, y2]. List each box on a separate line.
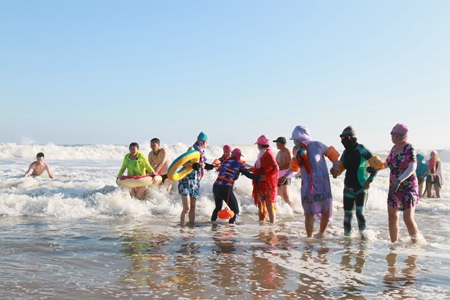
[386, 144, 419, 211]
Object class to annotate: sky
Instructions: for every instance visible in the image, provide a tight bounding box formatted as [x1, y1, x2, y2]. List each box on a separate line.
[1, 0, 449, 151]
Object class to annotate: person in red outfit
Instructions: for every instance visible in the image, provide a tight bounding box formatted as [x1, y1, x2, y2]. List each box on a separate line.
[251, 135, 279, 223]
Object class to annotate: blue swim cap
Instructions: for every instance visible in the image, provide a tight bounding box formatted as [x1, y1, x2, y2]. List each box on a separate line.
[197, 131, 208, 141]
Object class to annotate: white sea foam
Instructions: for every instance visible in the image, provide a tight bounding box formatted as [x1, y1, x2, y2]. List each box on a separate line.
[1, 143, 449, 218]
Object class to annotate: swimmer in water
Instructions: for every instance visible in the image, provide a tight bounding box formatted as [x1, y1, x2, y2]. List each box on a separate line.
[24, 152, 54, 179]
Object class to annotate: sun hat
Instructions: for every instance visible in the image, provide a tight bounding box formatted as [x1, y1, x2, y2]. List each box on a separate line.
[255, 135, 270, 146]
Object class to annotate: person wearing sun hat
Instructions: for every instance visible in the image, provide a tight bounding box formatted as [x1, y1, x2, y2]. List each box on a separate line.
[330, 125, 379, 239]
[178, 131, 215, 227]
[251, 134, 279, 223]
[211, 148, 265, 224]
[382, 123, 420, 243]
[279, 125, 340, 238]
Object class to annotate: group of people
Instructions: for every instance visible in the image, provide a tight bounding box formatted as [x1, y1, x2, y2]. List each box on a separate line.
[24, 123, 444, 243]
[166, 123, 434, 244]
[116, 139, 173, 200]
[416, 150, 444, 198]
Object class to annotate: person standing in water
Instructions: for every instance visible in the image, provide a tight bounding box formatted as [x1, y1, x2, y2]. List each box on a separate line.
[279, 125, 340, 238]
[273, 136, 293, 207]
[383, 123, 420, 243]
[211, 148, 265, 224]
[212, 145, 233, 170]
[178, 132, 215, 227]
[415, 153, 428, 198]
[24, 152, 54, 179]
[251, 135, 279, 224]
[117, 142, 156, 200]
[425, 150, 443, 198]
[330, 126, 378, 239]
[148, 138, 172, 192]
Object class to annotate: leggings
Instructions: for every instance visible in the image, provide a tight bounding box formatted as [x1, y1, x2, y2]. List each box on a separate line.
[211, 183, 239, 224]
[343, 186, 368, 236]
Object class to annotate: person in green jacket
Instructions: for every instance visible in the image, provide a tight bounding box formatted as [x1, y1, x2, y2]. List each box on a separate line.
[117, 142, 156, 200]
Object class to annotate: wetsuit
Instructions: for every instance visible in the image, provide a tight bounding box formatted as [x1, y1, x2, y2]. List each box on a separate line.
[211, 157, 260, 224]
[340, 144, 378, 236]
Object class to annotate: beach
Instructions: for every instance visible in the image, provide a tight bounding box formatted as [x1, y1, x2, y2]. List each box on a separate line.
[1, 143, 449, 299]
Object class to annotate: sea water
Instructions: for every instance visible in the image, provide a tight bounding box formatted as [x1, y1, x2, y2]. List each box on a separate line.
[1, 143, 449, 299]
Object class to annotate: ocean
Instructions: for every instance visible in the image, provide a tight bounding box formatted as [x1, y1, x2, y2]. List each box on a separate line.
[1, 142, 449, 299]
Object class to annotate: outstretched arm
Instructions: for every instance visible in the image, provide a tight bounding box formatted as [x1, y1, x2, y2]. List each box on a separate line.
[24, 163, 34, 177]
[45, 164, 54, 179]
[241, 168, 262, 181]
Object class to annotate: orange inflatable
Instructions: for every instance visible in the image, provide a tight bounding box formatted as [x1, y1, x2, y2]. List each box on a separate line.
[217, 207, 235, 219]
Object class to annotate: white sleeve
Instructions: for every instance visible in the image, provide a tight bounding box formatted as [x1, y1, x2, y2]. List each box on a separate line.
[398, 162, 417, 182]
[284, 168, 295, 178]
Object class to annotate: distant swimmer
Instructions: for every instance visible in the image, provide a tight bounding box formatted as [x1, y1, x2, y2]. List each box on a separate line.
[273, 136, 293, 207]
[117, 142, 156, 200]
[24, 152, 54, 179]
[148, 138, 172, 192]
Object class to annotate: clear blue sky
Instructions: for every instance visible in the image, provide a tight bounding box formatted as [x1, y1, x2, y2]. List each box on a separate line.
[1, 0, 449, 151]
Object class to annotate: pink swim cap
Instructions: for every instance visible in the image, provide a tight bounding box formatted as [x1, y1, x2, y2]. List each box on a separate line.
[223, 144, 232, 152]
[391, 123, 409, 137]
[255, 135, 270, 146]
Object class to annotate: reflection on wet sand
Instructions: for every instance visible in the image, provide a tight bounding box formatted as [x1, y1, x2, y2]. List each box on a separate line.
[339, 240, 367, 296]
[119, 231, 174, 291]
[113, 221, 429, 299]
[171, 236, 206, 294]
[249, 228, 298, 299]
[209, 225, 246, 297]
[294, 243, 330, 300]
[383, 252, 419, 298]
[208, 226, 247, 296]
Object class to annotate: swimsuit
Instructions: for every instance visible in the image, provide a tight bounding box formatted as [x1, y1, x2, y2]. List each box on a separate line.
[178, 143, 207, 198]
